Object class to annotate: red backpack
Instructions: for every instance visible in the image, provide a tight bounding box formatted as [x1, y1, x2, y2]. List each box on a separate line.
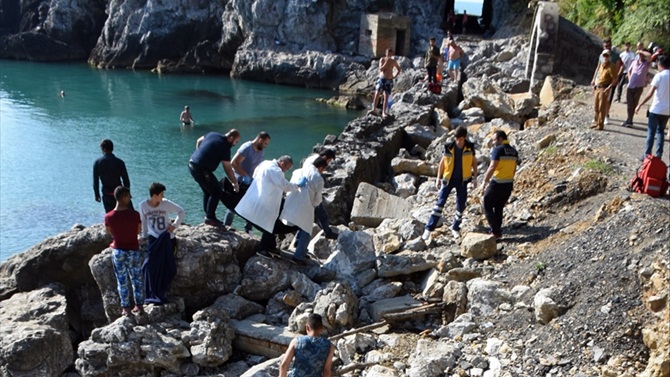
[628, 155, 668, 197]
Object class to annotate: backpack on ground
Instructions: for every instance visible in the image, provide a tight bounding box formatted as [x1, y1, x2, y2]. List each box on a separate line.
[628, 155, 669, 197]
[428, 82, 442, 94]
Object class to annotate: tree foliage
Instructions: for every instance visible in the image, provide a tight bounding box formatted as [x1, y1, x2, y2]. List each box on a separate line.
[558, 0, 669, 49]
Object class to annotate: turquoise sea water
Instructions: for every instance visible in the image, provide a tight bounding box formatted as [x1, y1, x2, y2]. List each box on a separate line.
[0, 61, 360, 261]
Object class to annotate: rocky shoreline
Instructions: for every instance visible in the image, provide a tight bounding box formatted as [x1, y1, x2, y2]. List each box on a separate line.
[2, 25, 669, 377]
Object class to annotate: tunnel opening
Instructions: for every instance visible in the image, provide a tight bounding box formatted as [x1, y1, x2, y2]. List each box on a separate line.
[442, 0, 494, 36]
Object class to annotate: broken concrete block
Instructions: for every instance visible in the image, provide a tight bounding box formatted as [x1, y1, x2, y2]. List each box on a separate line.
[351, 183, 414, 227]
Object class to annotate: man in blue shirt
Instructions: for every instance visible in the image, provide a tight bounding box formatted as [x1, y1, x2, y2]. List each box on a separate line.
[188, 129, 240, 227]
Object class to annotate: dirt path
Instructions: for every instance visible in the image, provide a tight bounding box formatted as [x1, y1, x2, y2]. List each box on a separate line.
[574, 86, 669, 179]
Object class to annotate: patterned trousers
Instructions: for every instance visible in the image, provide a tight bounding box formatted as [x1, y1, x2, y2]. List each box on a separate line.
[112, 249, 146, 308]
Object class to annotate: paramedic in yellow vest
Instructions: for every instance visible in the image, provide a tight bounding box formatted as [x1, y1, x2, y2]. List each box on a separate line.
[422, 126, 478, 240]
[482, 130, 519, 239]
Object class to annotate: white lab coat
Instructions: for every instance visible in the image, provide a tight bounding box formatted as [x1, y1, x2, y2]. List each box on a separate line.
[235, 160, 299, 233]
[280, 164, 324, 233]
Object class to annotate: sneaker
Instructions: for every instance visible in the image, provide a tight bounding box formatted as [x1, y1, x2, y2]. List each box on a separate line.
[450, 227, 460, 238]
[421, 229, 431, 240]
[604, 116, 610, 125]
[204, 217, 225, 227]
[325, 232, 339, 240]
[625, 122, 632, 128]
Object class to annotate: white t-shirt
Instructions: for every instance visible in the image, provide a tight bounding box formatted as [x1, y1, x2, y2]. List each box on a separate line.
[140, 199, 185, 239]
[650, 69, 670, 116]
[619, 50, 635, 71]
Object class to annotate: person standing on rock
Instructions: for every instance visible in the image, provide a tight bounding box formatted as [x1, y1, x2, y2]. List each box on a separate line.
[636, 55, 669, 159]
[447, 39, 465, 83]
[188, 129, 241, 227]
[104, 186, 144, 317]
[279, 157, 328, 265]
[481, 130, 519, 239]
[139, 182, 185, 250]
[279, 313, 334, 377]
[424, 37, 441, 84]
[180, 106, 194, 126]
[235, 156, 307, 257]
[368, 48, 401, 118]
[422, 126, 478, 240]
[591, 50, 618, 131]
[93, 139, 131, 213]
[302, 149, 338, 240]
[223, 131, 271, 232]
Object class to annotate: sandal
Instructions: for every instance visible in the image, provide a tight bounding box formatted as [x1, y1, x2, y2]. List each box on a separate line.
[121, 308, 131, 317]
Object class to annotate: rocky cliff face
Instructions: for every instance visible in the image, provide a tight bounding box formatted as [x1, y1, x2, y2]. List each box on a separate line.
[0, 0, 106, 61]
[1, 0, 523, 87]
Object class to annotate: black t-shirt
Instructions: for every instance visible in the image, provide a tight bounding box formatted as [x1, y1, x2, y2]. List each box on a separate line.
[190, 132, 232, 172]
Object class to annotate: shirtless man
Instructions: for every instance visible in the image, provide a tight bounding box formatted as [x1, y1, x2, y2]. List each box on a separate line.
[447, 39, 465, 82]
[180, 106, 194, 126]
[369, 48, 401, 118]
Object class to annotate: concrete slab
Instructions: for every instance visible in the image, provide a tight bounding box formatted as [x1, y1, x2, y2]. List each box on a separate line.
[368, 295, 425, 322]
[230, 319, 299, 358]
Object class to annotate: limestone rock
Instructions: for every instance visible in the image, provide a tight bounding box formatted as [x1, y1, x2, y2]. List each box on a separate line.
[322, 230, 376, 291]
[392, 173, 419, 198]
[366, 365, 402, 377]
[461, 76, 516, 121]
[0, 284, 72, 377]
[362, 282, 403, 302]
[376, 253, 437, 278]
[350, 183, 413, 227]
[76, 305, 191, 376]
[539, 75, 576, 106]
[232, 49, 359, 89]
[209, 294, 265, 320]
[290, 282, 358, 333]
[442, 280, 468, 317]
[0, 224, 110, 325]
[239, 256, 292, 301]
[89, 225, 251, 321]
[461, 233, 498, 260]
[434, 313, 478, 338]
[467, 279, 511, 316]
[189, 307, 235, 367]
[369, 295, 424, 322]
[1, 0, 105, 61]
[405, 124, 438, 149]
[89, 0, 230, 71]
[391, 157, 438, 177]
[534, 288, 559, 324]
[407, 339, 461, 377]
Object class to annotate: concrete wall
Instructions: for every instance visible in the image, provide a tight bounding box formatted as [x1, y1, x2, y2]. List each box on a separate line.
[525, 2, 559, 89]
[359, 13, 411, 58]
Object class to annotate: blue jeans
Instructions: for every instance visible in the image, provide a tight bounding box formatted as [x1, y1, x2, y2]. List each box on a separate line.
[645, 112, 668, 158]
[294, 230, 311, 261]
[425, 179, 468, 231]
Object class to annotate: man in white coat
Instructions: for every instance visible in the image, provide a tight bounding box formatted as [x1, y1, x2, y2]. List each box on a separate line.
[280, 157, 328, 264]
[235, 155, 307, 255]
